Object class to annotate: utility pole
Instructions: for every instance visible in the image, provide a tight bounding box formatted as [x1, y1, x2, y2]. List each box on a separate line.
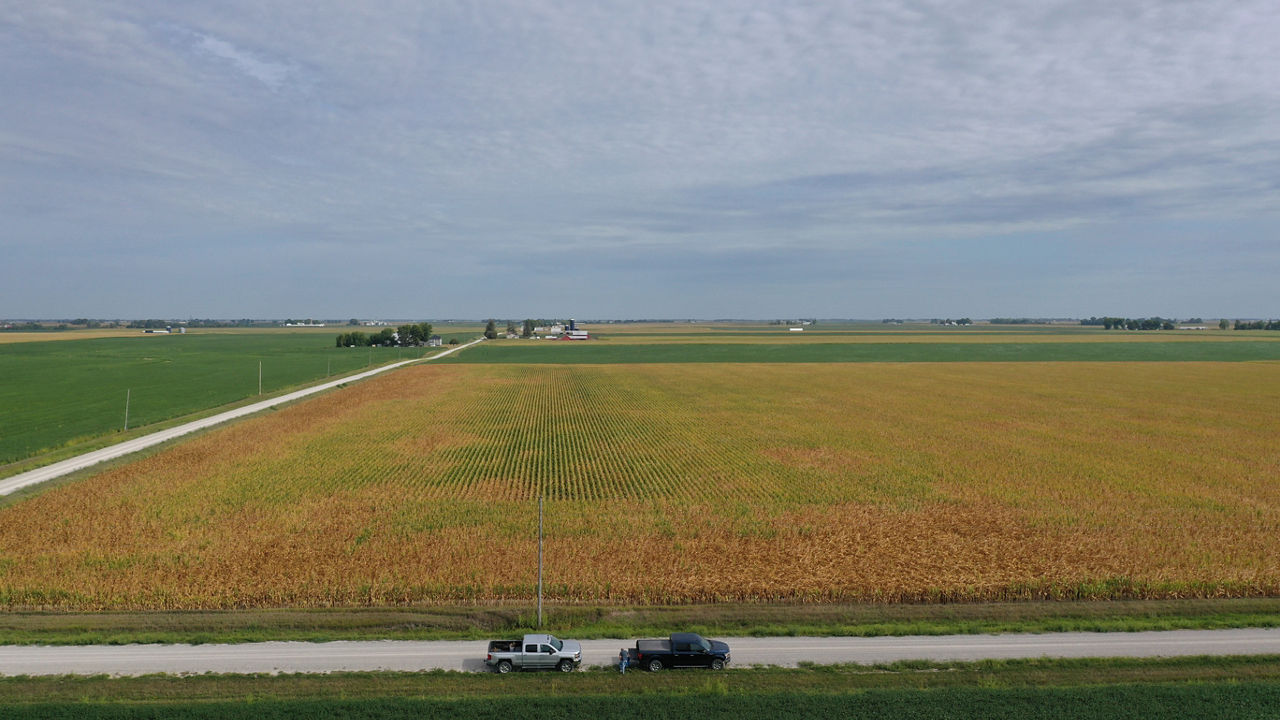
[123, 389, 130, 431]
[258, 361, 262, 395]
[537, 495, 544, 628]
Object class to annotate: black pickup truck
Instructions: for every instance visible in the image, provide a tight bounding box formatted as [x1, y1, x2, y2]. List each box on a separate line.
[625, 632, 730, 672]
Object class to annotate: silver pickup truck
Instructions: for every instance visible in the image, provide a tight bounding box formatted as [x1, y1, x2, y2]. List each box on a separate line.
[485, 633, 583, 673]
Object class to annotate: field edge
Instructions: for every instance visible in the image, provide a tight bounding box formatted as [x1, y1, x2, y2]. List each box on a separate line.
[2, 598, 1279, 645]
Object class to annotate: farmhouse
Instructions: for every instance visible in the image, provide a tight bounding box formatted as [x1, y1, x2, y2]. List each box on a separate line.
[427, 335, 443, 347]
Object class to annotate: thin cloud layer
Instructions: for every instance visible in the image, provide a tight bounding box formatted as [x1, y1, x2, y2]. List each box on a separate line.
[1, 1, 1277, 318]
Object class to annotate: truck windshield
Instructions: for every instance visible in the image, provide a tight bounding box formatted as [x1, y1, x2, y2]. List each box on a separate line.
[549, 637, 563, 651]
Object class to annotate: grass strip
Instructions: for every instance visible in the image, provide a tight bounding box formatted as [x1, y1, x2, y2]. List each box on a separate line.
[3, 658, 1280, 719]
[2, 599, 1279, 645]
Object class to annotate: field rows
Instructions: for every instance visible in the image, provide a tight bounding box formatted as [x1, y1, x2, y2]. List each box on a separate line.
[0, 362, 1277, 608]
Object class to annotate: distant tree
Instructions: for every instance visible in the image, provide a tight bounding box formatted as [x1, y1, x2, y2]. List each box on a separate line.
[335, 331, 369, 347]
[506, 321, 517, 336]
[409, 322, 432, 344]
[448, 338, 459, 345]
[522, 319, 535, 338]
[1220, 318, 1230, 330]
[348, 318, 360, 326]
[484, 319, 497, 339]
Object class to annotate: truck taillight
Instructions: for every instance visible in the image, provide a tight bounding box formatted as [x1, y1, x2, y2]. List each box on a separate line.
[486, 653, 491, 660]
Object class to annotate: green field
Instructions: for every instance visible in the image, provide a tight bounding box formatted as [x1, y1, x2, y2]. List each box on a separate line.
[10, 684, 1280, 720]
[441, 339, 1280, 363]
[0, 331, 444, 465]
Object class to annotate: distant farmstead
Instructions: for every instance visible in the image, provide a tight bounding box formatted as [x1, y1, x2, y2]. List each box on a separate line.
[427, 335, 443, 347]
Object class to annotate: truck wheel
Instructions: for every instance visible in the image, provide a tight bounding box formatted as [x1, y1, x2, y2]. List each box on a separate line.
[711, 658, 725, 670]
[557, 659, 574, 673]
[496, 660, 513, 674]
[647, 658, 663, 673]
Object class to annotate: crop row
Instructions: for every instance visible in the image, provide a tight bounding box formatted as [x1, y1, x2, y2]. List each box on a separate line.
[0, 361, 1277, 609]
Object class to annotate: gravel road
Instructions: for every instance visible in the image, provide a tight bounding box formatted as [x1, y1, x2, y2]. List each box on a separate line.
[2, 628, 1279, 676]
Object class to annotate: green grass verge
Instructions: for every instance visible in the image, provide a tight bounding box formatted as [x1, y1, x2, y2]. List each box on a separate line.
[440, 340, 1280, 364]
[2, 599, 1278, 645]
[3, 657, 1280, 718]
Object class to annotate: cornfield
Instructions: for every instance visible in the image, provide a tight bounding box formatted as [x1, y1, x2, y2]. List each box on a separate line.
[0, 361, 1277, 609]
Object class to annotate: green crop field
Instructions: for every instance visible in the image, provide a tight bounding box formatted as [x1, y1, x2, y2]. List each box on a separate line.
[0, 331, 445, 466]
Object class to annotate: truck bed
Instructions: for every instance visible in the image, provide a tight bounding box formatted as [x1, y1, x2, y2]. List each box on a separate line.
[636, 639, 671, 653]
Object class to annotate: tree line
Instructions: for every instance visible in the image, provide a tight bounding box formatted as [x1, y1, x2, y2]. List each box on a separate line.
[335, 322, 433, 347]
[481, 319, 572, 339]
[1081, 316, 1177, 330]
[1234, 319, 1280, 330]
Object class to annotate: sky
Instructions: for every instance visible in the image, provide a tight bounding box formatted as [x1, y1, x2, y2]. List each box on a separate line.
[2, 1, 1278, 320]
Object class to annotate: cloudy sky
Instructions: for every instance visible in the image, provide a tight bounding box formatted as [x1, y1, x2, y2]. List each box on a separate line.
[2, 1, 1278, 319]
